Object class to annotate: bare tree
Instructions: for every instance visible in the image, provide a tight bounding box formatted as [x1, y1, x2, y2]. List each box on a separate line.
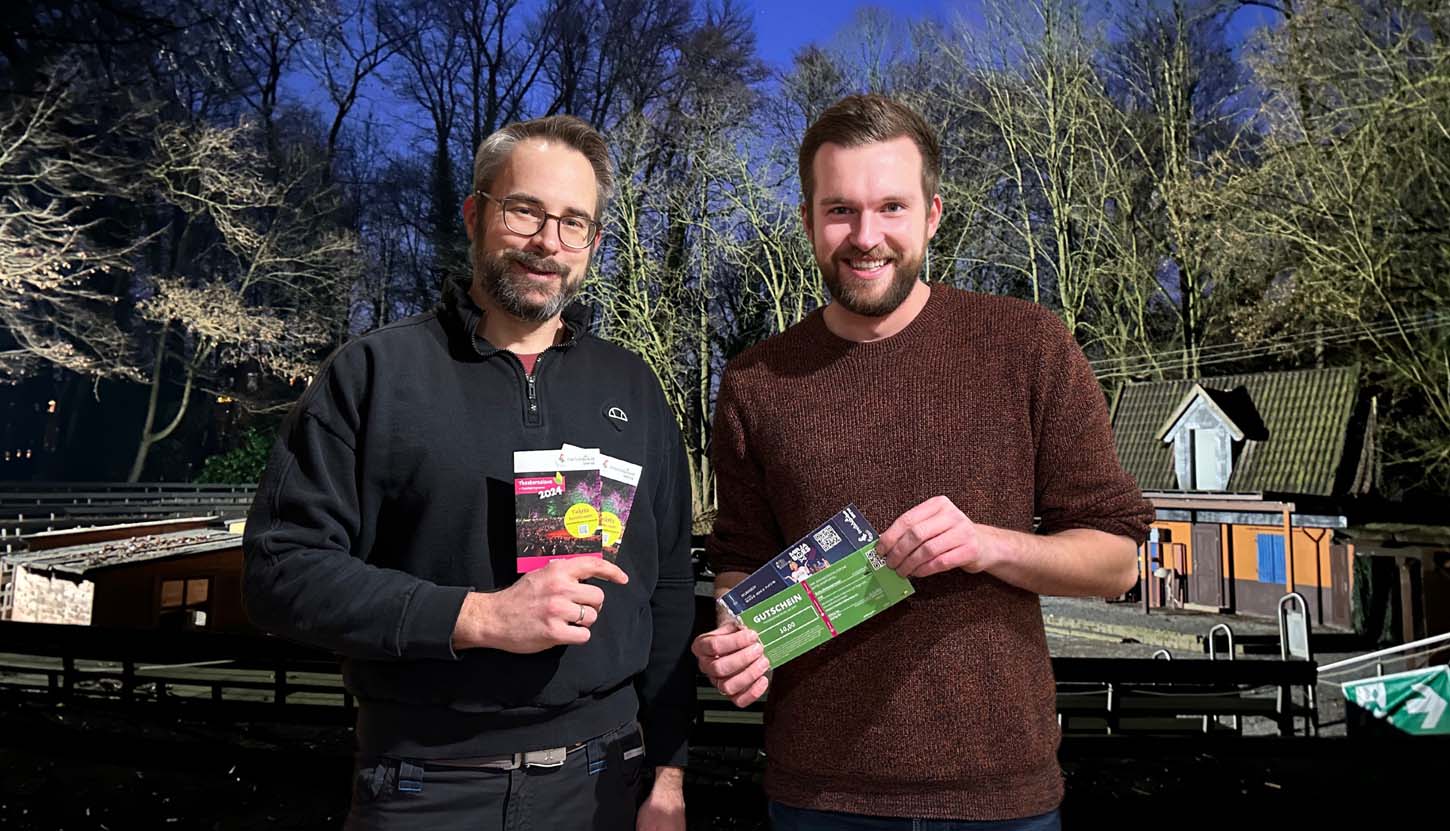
[348, 147, 436, 329]
[0, 71, 143, 381]
[1103, 0, 1248, 378]
[765, 45, 851, 149]
[308, 0, 406, 166]
[222, 0, 324, 163]
[829, 6, 907, 94]
[586, 2, 767, 516]
[126, 120, 358, 480]
[455, 0, 549, 150]
[1203, 0, 1450, 489]
[382, 0, 467, 293]
[698, 150, 820, 336]
[936, 0, 1134, 334]
[542, 0, 692, 127]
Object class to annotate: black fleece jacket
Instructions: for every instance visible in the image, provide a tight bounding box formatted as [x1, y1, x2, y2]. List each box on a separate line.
[242, 290, 695, 766]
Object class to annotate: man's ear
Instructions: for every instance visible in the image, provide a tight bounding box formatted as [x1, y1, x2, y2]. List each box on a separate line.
[462, 193, 478, 242]
[925, 192, 943, 241]
[800, 202, 814, 246]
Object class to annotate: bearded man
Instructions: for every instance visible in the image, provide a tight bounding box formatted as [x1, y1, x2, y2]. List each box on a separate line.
[693, 94, 1153, 830]
[244, 115, 694, 831]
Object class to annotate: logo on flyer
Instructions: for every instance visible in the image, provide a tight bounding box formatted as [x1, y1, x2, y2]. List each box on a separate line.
[515, 473, 566, 498]
[842, 506, 874, 543]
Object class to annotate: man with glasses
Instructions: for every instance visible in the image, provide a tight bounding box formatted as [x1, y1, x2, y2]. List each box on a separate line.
[244, 115, 694, 831]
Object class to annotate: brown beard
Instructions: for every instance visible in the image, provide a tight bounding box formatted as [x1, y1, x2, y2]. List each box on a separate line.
[818, 243, 923, 318]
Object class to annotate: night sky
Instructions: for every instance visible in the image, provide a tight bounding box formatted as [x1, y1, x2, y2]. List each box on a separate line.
[316, 0, 1284, 155]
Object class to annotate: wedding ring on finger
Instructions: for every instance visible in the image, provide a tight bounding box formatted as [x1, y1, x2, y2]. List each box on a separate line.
[575, 603, 586, 625]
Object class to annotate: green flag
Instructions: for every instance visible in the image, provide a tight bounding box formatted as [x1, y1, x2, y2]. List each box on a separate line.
[1342, 665, 1450, 735]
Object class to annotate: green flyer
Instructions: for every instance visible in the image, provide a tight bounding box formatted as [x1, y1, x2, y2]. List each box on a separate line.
[718, 505, 914, 667]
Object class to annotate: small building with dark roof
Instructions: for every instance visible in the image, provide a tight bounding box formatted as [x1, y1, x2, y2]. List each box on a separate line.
[0, 522, 248, 632]
[1111, 365, 1375, 625]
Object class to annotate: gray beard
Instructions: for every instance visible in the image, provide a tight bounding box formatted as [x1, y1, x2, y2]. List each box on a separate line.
[478, 249, 579, 323]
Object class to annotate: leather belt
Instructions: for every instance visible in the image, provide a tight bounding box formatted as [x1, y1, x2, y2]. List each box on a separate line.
[428, 742, 586, 771]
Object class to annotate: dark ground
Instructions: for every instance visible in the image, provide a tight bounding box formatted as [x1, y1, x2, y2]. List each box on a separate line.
[0, 596, 1413, 829]
[1, 696, 1438, 830]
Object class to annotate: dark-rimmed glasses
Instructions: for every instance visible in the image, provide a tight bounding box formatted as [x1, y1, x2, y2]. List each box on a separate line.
[476, 190, 601, 250]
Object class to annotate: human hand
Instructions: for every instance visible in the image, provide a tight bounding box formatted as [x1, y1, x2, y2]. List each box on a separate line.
[877, 495, 1000, 579]
[691, 622, 769, 708]
[452, 557, 628, 653]
[636, 767, 685, 831]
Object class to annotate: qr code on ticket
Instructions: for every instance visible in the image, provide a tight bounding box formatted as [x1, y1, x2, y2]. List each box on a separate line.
[812, 525, 843, 551]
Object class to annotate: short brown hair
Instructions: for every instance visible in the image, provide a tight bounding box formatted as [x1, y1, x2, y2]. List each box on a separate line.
[472, 115, 613, 220]
[798, 94, 941, 209]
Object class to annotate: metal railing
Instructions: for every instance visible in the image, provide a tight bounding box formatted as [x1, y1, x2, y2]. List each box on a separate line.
[1319, 631, 1450, 678]
[1278, 592, 1317, 735]
[1205, 623, 1240, 732]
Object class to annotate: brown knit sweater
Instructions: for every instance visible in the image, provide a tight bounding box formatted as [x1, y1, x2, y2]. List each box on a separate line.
[707, 283, 1152, 820]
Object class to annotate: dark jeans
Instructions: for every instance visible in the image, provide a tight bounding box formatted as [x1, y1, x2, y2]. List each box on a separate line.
[345, 722, 646, 830]
[769, 802, 1062, 831]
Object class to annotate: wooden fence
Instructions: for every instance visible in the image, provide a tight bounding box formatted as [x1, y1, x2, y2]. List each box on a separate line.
[0, 620, 1321, 741]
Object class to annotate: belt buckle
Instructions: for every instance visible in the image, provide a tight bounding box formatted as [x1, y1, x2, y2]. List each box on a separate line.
[520, 747, 567, 768]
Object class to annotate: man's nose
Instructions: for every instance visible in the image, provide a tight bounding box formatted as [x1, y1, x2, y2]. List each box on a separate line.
[849, 212, 883, 253]
[524, 217, 564, 256]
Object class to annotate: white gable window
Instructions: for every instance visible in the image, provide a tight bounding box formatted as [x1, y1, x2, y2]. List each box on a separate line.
[1188, 426, 1229, 490]
[1157, 385, 1247, 492]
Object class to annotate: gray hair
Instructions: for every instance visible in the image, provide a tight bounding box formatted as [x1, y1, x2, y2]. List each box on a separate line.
[471, 115, 613, 221]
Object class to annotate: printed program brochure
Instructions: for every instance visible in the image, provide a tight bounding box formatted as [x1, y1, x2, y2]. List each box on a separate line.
[514, 446, 602, 572]
[562, 444, 641, 562]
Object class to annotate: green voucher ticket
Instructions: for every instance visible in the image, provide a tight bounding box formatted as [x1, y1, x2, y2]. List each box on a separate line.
[718, 505, 914, 668]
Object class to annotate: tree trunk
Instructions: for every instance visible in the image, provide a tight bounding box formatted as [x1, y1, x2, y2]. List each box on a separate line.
[127, 325, 198, 482]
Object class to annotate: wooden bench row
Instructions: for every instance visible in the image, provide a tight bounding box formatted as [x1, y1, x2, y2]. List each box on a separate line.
[0, 622, 1320, 740]
[0, 483, 255, 540]
[1, 498, 251, 514]
[693, 657, 1321, 741]
[0, 482, 254, 495]
[0, 505, 251, 542]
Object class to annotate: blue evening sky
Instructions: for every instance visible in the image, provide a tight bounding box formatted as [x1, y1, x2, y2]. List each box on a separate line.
[748, 0, 962, 67]
[296, 1, 1283, 158]
[747, 0, 1279, 69]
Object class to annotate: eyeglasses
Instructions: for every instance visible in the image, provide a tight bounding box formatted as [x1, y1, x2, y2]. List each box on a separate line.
[476, 191, 601, 250]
